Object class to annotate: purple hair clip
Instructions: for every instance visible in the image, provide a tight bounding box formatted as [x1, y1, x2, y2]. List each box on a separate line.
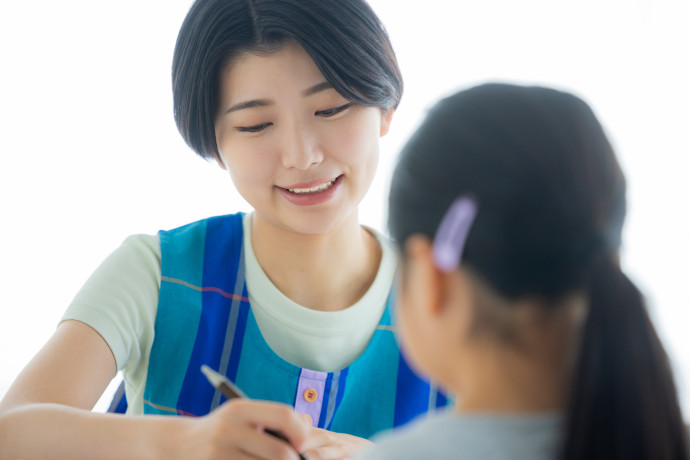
[432, 196, 478, 272]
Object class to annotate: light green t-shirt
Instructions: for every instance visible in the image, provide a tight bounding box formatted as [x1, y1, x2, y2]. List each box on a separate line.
[62, 214, 397, 414]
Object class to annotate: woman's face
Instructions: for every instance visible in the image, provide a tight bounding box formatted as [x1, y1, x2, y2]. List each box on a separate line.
[214, 41, 392, 235]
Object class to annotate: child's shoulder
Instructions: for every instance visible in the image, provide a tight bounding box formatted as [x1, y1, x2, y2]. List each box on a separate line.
[363, 412, 562, 460]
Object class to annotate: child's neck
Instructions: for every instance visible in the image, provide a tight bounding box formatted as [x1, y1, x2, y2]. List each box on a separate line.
[250, 212, 381, 312]
[455, 351, 566, 414]
[449, 331, 575, 414]
[444, 293, 584, 415]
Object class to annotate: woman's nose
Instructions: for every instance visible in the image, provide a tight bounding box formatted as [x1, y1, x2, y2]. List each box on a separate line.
[280, 123, 323, 170]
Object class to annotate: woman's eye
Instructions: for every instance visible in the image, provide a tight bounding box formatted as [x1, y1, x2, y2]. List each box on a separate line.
[236, 123, 272, 133]
[316, 103, 353, 117]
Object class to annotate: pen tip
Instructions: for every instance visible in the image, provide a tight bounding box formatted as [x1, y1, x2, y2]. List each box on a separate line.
[200, 364, 223, 387]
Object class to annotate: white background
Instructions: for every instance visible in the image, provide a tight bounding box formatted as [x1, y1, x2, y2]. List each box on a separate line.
[1, 1, 688, 418]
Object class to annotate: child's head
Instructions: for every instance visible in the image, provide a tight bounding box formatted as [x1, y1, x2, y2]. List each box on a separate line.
[390, 83, 625, 301]
[172, 0, 402, 162]
[388, 83, 687, 458]
[388, 82, 624, 402]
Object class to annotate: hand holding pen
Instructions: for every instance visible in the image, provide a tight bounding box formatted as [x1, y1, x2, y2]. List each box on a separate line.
[202, 365, 310, 460]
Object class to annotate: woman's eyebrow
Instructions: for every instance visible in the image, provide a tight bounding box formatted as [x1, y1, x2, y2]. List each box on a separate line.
[224, 82, 333, 114]
[225, 99, 272, 114]
[302, 81, 333, 97]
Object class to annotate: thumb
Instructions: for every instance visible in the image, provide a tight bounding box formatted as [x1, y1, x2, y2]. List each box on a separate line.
[298, 412, 315, 427]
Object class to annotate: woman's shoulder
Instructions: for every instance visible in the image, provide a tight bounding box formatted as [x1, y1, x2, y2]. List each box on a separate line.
[121, 233, 160, 255]
[362, 225, 398, 281]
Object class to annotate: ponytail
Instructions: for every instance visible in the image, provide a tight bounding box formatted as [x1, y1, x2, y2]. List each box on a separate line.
[562, 255, 688, 460]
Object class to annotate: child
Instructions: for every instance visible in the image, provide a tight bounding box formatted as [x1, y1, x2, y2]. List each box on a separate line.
[359, 83, 688, 459]
[0, 1, 447, 459]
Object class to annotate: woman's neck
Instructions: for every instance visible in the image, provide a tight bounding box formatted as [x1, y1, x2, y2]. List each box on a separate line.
[250, 212, 381, 311]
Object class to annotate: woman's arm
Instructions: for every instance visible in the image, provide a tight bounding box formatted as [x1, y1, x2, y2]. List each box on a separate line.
[0, 321, 309, 460]
[0, 320, 117, 414]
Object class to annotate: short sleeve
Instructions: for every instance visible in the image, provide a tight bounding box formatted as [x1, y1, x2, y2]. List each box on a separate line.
[61, 234, 161, 374]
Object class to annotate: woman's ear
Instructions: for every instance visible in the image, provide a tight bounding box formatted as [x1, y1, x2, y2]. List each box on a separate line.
[214, 153, 227, 170]
[379, 108, 395, 137]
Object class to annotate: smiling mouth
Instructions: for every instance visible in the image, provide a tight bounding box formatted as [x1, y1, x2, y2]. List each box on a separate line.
[285, 176, 341, 195]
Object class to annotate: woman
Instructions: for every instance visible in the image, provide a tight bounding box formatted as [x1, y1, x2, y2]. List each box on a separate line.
[0, 1, 447, 459]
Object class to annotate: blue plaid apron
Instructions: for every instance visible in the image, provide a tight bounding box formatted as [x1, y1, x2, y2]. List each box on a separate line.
[112, 213, 448, 438]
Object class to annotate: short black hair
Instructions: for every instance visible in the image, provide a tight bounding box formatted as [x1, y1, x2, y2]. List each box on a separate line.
[172, 0, 403, 160]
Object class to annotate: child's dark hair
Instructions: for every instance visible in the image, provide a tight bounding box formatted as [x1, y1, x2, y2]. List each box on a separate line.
[388, 83, 688, 460]
[172, 0, 402, 161]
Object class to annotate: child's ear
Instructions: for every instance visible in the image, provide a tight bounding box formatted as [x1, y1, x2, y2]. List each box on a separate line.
[404, 235, 475, 333]
[379, 108, 395, 137]
[403, 235, 443, 318]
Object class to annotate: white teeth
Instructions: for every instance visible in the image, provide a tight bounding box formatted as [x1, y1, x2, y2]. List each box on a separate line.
[288, 178, 336, 194]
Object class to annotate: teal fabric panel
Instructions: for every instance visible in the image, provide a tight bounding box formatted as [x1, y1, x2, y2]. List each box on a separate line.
[144, 219, 206, 415]
[234, 308, 301, 405]
[329, 297, 401, 437]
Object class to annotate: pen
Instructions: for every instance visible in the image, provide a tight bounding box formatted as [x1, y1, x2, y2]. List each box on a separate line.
[201, 365, 308, 460]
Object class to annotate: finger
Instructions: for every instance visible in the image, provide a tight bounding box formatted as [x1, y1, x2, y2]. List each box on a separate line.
[301, 426, 332, 451]
[220, 400, 310, 451]
[302, 430, 373, 460]
[302, 445, 347, 460]
[234, 427, 304, 460]
[298, 412, 313, 425]
[204, 420, 301, 460]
